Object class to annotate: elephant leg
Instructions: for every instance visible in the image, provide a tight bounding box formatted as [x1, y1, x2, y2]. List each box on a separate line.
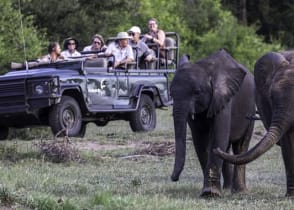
[280, 132, 294, 197]
[222, 144, 233, 190]
[201, 105, 231, 197]
[231, 121, 254, 193]
[188, 115, 209, 173]
[231, 141, 249, 193]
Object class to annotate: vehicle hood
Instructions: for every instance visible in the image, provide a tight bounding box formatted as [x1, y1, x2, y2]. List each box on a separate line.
[0, 68, 81, 80]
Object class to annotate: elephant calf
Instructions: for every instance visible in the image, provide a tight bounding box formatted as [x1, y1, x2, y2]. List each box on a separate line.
[214, 50, 294, 197]
[170, 49, 255, 197]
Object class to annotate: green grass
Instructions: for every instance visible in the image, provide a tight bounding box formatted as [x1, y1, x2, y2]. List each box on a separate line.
[0, 108, 292, 209]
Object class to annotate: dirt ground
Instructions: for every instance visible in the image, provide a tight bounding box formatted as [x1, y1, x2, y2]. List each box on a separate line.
[74, 120, 266, 157]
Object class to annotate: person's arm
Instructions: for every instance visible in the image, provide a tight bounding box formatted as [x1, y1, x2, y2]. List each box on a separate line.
[153, 30, 165, 47]
[141, 42, 155, 61]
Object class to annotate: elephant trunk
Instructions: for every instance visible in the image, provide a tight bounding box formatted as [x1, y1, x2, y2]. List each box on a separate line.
[214, 125, 283, 165]
[171, 108, 188, 181]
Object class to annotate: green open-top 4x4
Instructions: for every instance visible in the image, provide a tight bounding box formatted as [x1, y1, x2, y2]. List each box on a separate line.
[0, 32, 179, 139]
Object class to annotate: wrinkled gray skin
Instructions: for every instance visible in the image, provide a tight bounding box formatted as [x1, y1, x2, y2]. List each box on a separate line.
[170, 49, 255, 197]
[214, 51, 294, 197]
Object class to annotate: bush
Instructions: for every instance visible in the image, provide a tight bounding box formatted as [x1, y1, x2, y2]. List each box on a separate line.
[194, 12, 282, 71]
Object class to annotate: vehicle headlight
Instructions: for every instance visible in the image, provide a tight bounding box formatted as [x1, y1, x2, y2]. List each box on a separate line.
[35, 84, 44, 95]
[27, 77, 60, 97]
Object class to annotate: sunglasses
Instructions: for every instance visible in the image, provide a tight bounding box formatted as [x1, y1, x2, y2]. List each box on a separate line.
[93, 41, 101, 44]
[68, 42, 76, 45]
[128, 32, 135, 36]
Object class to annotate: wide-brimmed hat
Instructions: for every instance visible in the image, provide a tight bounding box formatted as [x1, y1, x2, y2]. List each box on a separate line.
[128, 26, 141, 34]
[63, 37, 79, 50]
[115, 32, 132, 40]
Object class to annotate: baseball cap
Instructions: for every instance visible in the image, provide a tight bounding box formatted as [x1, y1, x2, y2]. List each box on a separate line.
[128, 26, 141, 34]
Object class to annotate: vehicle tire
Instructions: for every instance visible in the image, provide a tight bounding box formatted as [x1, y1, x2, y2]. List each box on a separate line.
[77, 122, 87, 137]
[0, 127, 9, 140]
[49, 96, 82, 137]
[129, 94, 156, 132]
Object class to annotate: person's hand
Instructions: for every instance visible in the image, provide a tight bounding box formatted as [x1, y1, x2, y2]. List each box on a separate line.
[145, 54, 156, 62]
[114, 61, 120, 68]
[144, 34, 153, 40]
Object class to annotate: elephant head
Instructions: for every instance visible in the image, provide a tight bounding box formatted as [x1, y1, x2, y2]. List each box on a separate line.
[214, 51, 293, 164]
[170, 49, 247, 181]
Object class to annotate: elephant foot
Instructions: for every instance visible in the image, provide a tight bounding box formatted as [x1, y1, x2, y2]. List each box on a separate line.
[222, 183, 232, 191]
[232, 187, 248, 194]
[286, 187, 294, 197]
[200, 186, 222, 198]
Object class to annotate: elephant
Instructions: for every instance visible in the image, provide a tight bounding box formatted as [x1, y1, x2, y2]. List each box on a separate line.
[170, 49, 256, 197]
[214, 51, 294, 197]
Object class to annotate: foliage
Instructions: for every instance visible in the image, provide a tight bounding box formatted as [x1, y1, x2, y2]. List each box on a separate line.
[194, 11, 282, 70]
[0, 0, 46, 73]
[222, 0, 294, 48]
[19, 0, 139, 48]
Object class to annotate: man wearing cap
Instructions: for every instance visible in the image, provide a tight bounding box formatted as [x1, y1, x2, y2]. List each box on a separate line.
[61, 37, 81, 59]
[105, 32, 134, 68]
[128, 26, 156, 69]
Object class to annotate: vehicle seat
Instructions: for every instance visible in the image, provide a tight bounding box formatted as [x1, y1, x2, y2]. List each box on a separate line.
[84, 58, 107, 68]
[160, 37, 177, 68]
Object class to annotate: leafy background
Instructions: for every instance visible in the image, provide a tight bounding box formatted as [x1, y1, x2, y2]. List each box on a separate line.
[1, 0, 292, 71]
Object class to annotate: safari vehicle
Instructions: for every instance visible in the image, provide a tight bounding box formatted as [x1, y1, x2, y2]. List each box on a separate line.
[0, 32, 179, 139]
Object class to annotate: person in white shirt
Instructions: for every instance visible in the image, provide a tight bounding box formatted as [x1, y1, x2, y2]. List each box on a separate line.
[83, 34, 107, 52]
[61, 37, 81, 59]
[105, 32, 134, 68]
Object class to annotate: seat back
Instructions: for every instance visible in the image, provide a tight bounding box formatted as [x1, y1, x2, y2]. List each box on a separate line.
[84, 58, 107, 68]
[165, 37, 175, 60]
[160, 36, 177, 68]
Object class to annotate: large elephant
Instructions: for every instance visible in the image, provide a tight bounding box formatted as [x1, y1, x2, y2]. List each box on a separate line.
[214, 51, 294, 197]
[170, 49, 256, 197]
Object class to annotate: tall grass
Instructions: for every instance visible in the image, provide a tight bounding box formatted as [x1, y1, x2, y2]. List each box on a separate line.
[0, 108, 292, 209]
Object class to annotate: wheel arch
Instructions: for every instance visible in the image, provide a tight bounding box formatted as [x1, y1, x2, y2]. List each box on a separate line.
[131, 84, 163, 108]
[61, 87, 88, 115]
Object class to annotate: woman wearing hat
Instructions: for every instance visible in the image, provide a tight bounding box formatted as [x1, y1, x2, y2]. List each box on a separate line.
[61, 37, 81, 59]
[83, 34, 107, 52]
[105, 32, 134, 68]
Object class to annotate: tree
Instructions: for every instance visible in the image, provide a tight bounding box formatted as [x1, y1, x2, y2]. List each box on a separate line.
[13, 0, 283, 72]
[19, 0, 138, 49]
[222, 0, 294, 48]
[178, 0, 281, 70]
[0, 0, 46, 73]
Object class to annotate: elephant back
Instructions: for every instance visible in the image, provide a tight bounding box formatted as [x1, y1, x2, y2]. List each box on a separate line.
[280, 50, 294, 64]
[254, 52, 288, 92]
[254, 52, 289, 129]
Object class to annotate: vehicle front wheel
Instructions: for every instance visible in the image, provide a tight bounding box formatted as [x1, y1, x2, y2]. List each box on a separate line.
[49, 96, 82, 137]
[129, 94, 156, 132]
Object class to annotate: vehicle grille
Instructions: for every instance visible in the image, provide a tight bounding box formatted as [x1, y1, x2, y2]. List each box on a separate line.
[0, 79, 26, 109]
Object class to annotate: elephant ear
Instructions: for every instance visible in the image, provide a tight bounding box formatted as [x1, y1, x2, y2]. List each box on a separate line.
[206, 50, 247, 117]
[179, 54, 190, 66]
